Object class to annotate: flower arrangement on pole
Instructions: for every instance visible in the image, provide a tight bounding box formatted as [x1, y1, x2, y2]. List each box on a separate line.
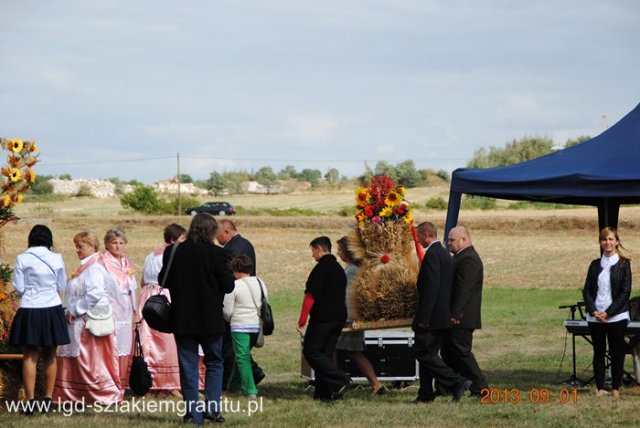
[0, 137, 39, 356]
[348, 175, 421, 327]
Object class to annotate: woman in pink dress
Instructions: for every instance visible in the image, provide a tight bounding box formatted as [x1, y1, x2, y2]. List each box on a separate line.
[136, 223, 186, 394]
[53, 231, 123, 404]
[100, 229, 137, 389]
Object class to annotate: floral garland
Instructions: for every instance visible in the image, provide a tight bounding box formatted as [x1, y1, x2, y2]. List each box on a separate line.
[355, 175, 413, 225]
[0, 138, 39, 221]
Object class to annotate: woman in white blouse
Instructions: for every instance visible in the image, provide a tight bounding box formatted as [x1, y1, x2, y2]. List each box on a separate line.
[9, 225, 68, 413]
[53, 231, 124, 404]
[223, 255, 267, 399]
[582, 227, 632, 398]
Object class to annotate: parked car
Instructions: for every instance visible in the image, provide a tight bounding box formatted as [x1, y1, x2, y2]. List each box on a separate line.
[185, 201, 236, 216]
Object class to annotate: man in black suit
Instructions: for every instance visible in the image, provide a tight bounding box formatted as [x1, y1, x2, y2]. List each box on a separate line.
[443, 226, 488, 396]
[216, 219, 264, 387]
[413, 222, 471, 403]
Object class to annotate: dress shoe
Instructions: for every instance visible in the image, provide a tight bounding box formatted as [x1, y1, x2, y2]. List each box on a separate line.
[372, 385, 388, 396]
[253, 371, 266, 385]
[203, 412, 225, 423]
[330, 381, 351, 400]
[452, 379, 473, 402]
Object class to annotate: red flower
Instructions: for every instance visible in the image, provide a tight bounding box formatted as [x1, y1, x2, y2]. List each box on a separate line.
[364, 206, 374, 218]
[380, 254, 391, 264]
[395, 204, 407, 215]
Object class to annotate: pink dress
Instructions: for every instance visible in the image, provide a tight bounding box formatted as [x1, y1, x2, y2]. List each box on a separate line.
[53, 253, 124, 404]
[136, 247, 181, 391]
[101, 251, 137, 388]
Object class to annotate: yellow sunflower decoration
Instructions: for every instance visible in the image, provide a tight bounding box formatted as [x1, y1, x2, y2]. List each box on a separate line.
[0, 137, 40, 221]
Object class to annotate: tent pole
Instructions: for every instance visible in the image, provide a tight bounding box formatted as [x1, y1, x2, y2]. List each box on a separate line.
[444, 190, 462, 249]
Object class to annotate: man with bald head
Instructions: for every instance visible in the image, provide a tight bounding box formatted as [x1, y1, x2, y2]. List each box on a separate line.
[444, 226, 488, 396]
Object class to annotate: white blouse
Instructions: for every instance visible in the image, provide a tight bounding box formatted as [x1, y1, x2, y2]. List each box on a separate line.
[12, 246, 67, 308]
[586, 253, 630, 323]
[223, 277, 268, 333]
[142, 251, 163, 286]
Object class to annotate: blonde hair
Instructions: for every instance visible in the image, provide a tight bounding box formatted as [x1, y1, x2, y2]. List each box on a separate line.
[74, 231, 100, 251]
[599, 227, 630, 261]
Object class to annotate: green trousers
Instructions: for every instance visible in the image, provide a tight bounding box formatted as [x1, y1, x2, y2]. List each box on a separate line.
[228, 332, 258, 395]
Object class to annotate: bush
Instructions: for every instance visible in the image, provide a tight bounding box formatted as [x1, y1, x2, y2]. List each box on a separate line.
[30, 175, 54, 194]
[120, 185, 163, 214]
[162, 195, 201, 215]
[461, 196, 497, 210]
[425, 197, 447, 210]
[507, 201, 575, 210]
[76, 184, 93, 197]
[337, 205, 357, 217]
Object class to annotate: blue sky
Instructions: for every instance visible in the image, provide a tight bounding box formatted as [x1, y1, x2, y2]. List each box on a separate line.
[1, 0, 638, 183]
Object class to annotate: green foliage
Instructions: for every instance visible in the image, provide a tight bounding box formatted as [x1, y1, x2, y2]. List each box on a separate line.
[436, 169, 450, 182]
[106, 177, 125, 194]
[372, 160, 424, 188]
[76, 184, 93, 197]
[254, 167, 279, 191]
[223, 171, 251, 194]
[204, 171, 225, 194]
[564, 135, 591, 148]
[337, 205, 357, 217]
[0, 263, 13, 282]
[163, 195, 201, 215]
[234, 206, 325, 216]
[30, 174, 54, 194]
[278, 165, 298, 180]
[297, 168, 322, 186]
[461, 195, 497, 210]
[425, 196, 447, 210]
[507, 201, 575, 210]
[324, 168, 340, 184]
[468, 135, 555, 168]
[178, 174, 193, 183]
[119, 185, 163, 214]
[58, 173, 72, 180]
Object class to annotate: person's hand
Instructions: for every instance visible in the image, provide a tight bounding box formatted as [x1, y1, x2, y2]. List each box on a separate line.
[296, 324, 305, 334]
[450, 318, 460, 326]
[65, 311, 74, 324]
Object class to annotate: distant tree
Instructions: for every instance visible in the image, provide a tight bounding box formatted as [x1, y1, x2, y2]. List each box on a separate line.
[394, 160, 423, 188]
[358, 162, 374, 185]
[205, 171, 225, 194]
[278, 165, 298, 180]
[254, 166, 279, 193]
[564, 135, 591, 148]
[58, 173, 72, 180]
[222, 171, 251, 194]
[127, 179, 143, 186]
[120, 185, 163, 214]
[297, 168, 322, 186]
[436, 169, 450, 182]
[467, 136, 554, 168]
[30, 174, 54, 194]
[324, 168, 340, 184]
[374, 161, 397, 181]
[106, 177, 125, 194]
[176, 174, 193, 183]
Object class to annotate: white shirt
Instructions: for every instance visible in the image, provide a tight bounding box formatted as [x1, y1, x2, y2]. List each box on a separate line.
[142, 251, 163, 286]
[223, 276, 268, 333]
[586, 253, 630, 323]
[13, 246, 67, 308]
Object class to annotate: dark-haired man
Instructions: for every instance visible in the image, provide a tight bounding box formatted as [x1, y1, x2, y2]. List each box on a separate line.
[297, 236, 351, 401]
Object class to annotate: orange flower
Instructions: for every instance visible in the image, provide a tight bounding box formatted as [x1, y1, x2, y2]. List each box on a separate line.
[24, 169, 36, 184]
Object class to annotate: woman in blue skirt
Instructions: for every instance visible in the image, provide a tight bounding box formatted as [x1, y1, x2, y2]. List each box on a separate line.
[9, 225, 70, 412]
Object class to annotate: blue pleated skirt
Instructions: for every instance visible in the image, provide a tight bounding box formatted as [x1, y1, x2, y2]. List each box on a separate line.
[9, 304, 70, 347]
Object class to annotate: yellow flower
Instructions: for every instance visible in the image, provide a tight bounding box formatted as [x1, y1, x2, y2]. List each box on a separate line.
[379, 206, 393, 217]
[355, 188, 370, 208]
[24, 169, 36, 183]
[9, 168, 21, 182]
[11, 193, 23, 203]
[10, 139, 23, 153]
[1, 194, 12, 207]
[396, 186, 406, 197]
[384, 191, 401, 207]
[403, 209, 414, 224]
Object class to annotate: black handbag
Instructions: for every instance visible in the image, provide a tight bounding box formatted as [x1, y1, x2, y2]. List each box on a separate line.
[142, 243, 179, 333]
[129, 326, 152, 396]
[256, 278, 274, 335]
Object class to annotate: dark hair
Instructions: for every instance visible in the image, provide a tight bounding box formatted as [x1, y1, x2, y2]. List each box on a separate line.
[416, 221, 437, 239]
[599, 227, 630, 261]
[164, 223, 186, 243]
[188, 213, 218, 243]
[28, 224, 53, 249]
[230, 255, 254, 274]
[337, 236, 359, 265]
[310, 236, 331, 252]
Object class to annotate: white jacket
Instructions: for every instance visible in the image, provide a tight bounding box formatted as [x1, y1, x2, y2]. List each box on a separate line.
[223, 276, 268, 333]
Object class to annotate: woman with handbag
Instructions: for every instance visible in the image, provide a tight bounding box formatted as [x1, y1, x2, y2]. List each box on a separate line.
[222, 255, 268, 400]
[159, 213, 235, 425]
[136, 223, 186, 395]
[53, 231, 124, 404]
[100, 228, 137, 389]
[9, 225, 69, 414]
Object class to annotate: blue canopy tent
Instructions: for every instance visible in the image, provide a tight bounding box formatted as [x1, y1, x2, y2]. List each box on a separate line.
[444, 102, 640, 241]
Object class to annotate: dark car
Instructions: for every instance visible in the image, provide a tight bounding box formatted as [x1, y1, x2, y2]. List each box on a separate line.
[185, 201, 236, 216]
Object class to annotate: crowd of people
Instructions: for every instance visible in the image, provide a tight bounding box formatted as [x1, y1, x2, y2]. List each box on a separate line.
[6, 214, 635, 422]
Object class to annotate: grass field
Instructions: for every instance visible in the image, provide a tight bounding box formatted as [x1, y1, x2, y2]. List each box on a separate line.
[2, 192, 640, 427]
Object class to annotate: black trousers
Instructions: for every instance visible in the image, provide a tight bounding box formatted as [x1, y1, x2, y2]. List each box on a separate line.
[222, 322, 263, 388]
[303, 320, 350, 399]
[441, 327, 488, 394]
[588, 319, 628, 390]
[415, 330, 467, 399]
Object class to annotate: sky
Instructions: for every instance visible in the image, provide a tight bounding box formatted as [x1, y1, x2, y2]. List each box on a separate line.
[1, 0, 639, 184]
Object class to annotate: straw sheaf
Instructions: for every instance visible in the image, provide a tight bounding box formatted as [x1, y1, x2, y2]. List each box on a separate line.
[348, 223, 419, 321]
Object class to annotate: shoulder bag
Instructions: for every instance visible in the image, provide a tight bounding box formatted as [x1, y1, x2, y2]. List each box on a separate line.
[85, 304, 115, 336]
[129, 325, 152, 396]
[142, 243, 179, 333]
[256, 278, 274, 336]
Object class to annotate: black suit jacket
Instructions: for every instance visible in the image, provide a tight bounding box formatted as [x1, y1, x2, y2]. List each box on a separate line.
[451, 246, 484, 329]
[413, 241, 453, 331]
[583, 257, 632, 318]
[159, 240, 235, 335]
[224, 234, 256, 276]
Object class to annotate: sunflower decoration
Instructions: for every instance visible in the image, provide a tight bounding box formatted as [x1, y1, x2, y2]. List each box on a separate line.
[0, 137, 40, 221]
[348, 175, 420, 326]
